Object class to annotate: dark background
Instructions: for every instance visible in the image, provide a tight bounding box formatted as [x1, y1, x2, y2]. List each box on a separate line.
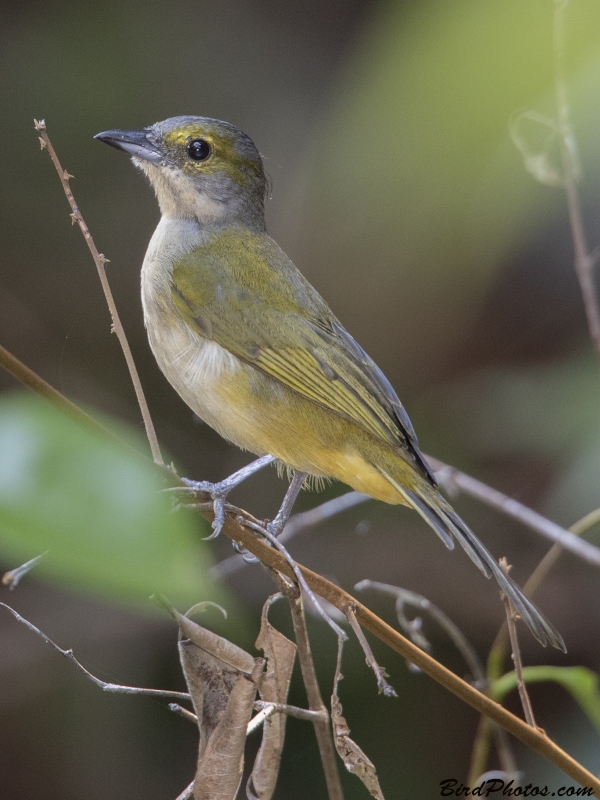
[1, 0, 600, 797]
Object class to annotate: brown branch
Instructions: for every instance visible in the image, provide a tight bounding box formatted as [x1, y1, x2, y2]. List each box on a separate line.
[0, 603, 191, 701]
[0, 343, 120, 442]
[33, 119, 164, 465]
[553, 0, 600, 360]
[500, 560, 536, 728]
[211, 510, 600, 793]
[345, 604, 396, 697]
[1, 342, 597, 788]
[470, 507, 600, 784]
[273, 572, 345, 800]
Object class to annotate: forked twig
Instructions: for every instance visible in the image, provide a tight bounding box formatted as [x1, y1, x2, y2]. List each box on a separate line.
[355, 580, 485, 688]
[34, 120, 163, 465]
[238, 515, 347, 640]
[344, 604, 397, 697]
[0, 602, 190, 701]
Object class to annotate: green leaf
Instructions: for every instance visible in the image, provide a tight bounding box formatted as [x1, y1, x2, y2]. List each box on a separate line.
[492, 666, 600, 734]
[0, 392, 223, 610]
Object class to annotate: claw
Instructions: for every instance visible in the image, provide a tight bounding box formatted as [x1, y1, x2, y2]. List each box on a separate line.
[168, 455, 277, 540]
[203, 497, 226, 540]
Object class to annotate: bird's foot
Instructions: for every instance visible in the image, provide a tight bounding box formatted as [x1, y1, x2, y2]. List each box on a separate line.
[168, 454, 276, 539]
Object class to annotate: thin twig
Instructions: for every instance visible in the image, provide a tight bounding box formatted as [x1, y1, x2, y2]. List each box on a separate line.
[168, 703, 198, 724]
[0, 343, 130, 447]
[499, 560, 536, 728]
[355, 580, 486, 688]
[253, 700, 327, 723]
[470, 507, 600, 785]
[2, 552, 48, 590]
[212, 490, 370, 578]
[247, 703, 277, 734]
[553, 0, 600, 360]
[34, 120, 163, 465]
[344, 604, 397, 697]
[238, 515, 347, 640]
[429, 456, 600, 567]
[0, 602, 190, 701]
[168, 700, 291, 732]
[212, 511, 600, 793]
[1, 338, 597, 786]
[273, 572, 345, 800]
[174, 781, 194, 800]
[488, 505, 600, 683]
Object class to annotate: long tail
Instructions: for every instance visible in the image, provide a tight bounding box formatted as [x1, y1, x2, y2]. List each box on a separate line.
[380, 470, 565, 651]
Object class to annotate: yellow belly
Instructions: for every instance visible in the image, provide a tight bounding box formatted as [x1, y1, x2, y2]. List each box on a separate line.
[146, 311, 416, 506]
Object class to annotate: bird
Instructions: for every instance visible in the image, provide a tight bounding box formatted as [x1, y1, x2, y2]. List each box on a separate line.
[95, 116, 564, 651]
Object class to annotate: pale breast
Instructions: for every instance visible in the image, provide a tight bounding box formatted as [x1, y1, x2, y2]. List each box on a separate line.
[140, 215, 246, 440]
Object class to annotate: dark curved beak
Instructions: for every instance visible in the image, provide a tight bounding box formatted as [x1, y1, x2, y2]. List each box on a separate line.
[94, 129, 163, 163]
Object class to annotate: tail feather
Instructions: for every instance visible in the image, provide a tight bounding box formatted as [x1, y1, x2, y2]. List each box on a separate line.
[380, 470, 566, 651]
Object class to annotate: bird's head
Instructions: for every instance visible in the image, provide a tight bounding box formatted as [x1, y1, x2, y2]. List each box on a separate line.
[95, 116, 266, 230]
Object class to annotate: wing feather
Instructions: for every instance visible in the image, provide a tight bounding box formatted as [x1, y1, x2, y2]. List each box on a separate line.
[171, 232, 435, 482]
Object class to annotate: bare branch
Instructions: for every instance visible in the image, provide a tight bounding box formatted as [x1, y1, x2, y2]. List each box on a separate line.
[174, 781, 194, 800]
[429, 456, 600, 567]
[213, 490, 369, 578]
[33, 119, 163, 465]
[0, 602, 190, 701]
[168, 703, 198, 724]
[470, 507, 600, 785]
[212, 510, 600, 793]
[500, 560, 536, 728]
[344, 604, 397, 697]
[553, 0, 600, 360]
[2, 552, 48, 590]
[253, 700, 326, 723]
[355, 580, 486, 688]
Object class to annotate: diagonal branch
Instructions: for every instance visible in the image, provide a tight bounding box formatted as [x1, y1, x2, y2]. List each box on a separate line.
[0, 343, 597, 788]
[0, 602, 191, 701]
[210, 508, 600, 794]
[429, 456, 600, 567]
[34, 119, 164, 465]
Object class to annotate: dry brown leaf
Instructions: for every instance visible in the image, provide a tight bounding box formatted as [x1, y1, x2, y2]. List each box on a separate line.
[192, 658, 264, 800]
[247, 594, 297, 800]
[331, 680, 385, 800]
[173, 605, 265, 800]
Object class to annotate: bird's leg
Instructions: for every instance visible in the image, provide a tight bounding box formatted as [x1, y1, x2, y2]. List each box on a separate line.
[231, 470, 308, 565]
[170, 454, 276, 539]
[267, 471, 307, 539]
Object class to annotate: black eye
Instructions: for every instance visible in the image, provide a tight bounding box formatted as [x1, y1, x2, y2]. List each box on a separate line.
[186, 139, 211, 161]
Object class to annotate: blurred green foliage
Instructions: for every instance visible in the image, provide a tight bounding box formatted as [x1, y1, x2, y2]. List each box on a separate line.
[0, 392, 220, 609]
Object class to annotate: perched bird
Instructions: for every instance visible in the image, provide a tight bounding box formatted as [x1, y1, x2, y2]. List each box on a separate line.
[95, 116, 564, 650]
